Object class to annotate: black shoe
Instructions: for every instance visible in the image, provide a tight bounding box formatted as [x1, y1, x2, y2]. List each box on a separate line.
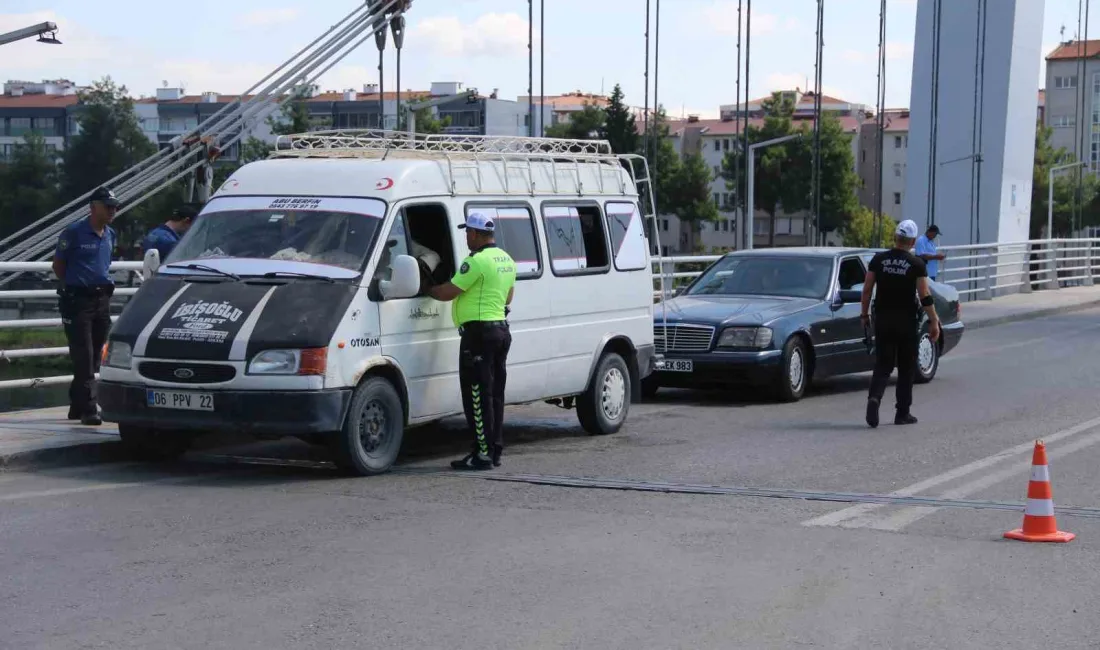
[80, 413, 103, 426]
[491, 445, 503, 468]
[866, 398, 880, 428]
[450, 452, 493, 471]
[895, 412, 918, 426]
[67, 407, 80, 420]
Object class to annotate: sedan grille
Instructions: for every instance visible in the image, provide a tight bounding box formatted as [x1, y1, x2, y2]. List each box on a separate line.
[138, 361, 236, 384]
[654, 324, 715, 353]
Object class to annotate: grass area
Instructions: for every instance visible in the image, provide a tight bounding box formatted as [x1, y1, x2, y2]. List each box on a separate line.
[0, 328, 71, 371]
[0, 328, 68, 349]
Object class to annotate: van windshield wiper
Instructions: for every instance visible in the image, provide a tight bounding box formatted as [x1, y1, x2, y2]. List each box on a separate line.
[166, 263, 240, 281]
[260, 271, 335, 283]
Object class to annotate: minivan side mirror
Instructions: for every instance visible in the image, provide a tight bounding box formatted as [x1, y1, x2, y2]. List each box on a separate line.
[379, 254, 421, 300]
[142, 248, 160, 279]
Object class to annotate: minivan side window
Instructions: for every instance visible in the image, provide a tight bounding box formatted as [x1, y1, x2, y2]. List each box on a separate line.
[373, 203, 457, 299]
[604, 201, 649, 271]
[464, 204, 542, 279]
[542, 204, 611, 275]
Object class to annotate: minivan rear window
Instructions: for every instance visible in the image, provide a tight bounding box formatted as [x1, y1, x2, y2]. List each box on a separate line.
[465, 205, 542, 279]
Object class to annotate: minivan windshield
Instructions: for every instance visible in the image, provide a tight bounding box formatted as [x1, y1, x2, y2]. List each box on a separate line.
[165, 196, 385, 275]
[687, 255, 834, 299]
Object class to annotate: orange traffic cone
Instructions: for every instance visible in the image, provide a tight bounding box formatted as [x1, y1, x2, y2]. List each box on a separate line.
[1004, 440, 1075, 543]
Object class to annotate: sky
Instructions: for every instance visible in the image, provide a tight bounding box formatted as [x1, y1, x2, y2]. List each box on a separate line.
[0, 0, 1096, 118]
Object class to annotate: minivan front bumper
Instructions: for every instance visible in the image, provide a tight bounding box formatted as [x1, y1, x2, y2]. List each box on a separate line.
[99, 381, 352, 436]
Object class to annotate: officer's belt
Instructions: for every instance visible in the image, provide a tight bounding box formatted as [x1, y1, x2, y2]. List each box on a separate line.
[458, 320, 507, 335]
[60, 285, 114, 298]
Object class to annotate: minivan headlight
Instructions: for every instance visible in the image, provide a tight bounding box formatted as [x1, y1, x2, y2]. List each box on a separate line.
[247, 348, 327, 375]
[104, 341, 132, 369]
[716, 327, 773, 350]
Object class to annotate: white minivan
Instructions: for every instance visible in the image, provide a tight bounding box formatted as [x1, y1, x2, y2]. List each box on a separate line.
[99, 132, 658, 475]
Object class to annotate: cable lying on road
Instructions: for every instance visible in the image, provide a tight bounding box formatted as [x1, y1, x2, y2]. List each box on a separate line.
[400, 468, 1100, 520]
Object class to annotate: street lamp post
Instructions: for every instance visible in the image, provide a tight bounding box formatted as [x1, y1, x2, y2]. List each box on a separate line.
[746, 133, 801, 250]
[1049, 161, 1086, 239]
[0, 22, 61, 47]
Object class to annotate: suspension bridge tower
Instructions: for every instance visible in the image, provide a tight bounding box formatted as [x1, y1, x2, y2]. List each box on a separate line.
[903, 0, 1046, 247]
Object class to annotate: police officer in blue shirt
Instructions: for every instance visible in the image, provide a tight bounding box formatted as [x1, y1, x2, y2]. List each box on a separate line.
[141, 204, 197, 261]
[52, 187, 119, 425]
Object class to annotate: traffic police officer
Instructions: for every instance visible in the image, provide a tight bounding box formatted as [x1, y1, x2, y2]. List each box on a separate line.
[429, 212, 517, 470]
[142, 204, 198, 261]
[860, 219, 941, 428]
[52, 187, 119, 425]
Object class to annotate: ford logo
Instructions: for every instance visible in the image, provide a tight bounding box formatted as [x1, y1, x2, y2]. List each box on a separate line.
[173, 368, 195, 379]
[183, 322, 214, 330]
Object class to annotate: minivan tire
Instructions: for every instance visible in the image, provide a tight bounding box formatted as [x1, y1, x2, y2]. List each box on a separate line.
[577, 352, 631, 435]
[331, 377, 405, 476]
[117, 423, 191, 461]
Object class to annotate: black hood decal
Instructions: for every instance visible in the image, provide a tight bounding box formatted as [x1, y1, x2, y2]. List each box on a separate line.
[144, 282, 274, 361]
[244, 282, 358, 360]
[112, 275, 358, 363]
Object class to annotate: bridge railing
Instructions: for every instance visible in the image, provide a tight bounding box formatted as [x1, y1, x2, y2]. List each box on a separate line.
[1, 241, 1097, 390]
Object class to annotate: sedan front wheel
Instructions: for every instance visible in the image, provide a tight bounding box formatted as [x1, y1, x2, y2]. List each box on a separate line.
[773, 336, 809, 402]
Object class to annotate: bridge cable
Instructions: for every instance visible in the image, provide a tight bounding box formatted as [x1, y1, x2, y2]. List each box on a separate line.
[872, 0, 887, 247]
[1077, 0, 1092, 237]
[811, 0, 825, 246]
[642, 0, 651, 165]
[733, 0, 743, 249]
[926, 0, 942, 231]
[743, 0, 752, 249]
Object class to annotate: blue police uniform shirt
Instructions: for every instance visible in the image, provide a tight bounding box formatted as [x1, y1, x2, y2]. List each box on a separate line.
[142, 224, 180, 261]
[55, 219, 116, 287]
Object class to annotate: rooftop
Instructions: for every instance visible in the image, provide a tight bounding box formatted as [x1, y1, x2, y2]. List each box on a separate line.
[660, 114, 866, 137]
[1047, 40, 1100, 60]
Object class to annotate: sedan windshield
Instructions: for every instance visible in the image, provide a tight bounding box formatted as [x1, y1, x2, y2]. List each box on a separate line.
[687, 256, 834, 299]
[167, 205, 383, 273]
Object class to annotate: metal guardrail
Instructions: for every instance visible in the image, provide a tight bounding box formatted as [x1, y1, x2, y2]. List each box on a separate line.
[1, 241, 1096, 390]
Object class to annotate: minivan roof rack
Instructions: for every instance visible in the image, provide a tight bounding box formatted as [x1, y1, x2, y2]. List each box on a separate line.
[271, 129, 614, 159]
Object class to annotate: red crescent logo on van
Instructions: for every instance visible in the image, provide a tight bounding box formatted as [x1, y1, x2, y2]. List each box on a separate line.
[375, 177, 394, 190]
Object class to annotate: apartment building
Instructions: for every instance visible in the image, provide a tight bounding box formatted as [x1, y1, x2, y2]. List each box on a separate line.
[0, 79, 78, 161]
[855, 109, 910, 222]
[1044, 40, 1100, 169]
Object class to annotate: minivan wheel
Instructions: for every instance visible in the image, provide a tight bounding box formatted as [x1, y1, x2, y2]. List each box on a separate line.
[914, 327, 939, 384]
[577, 352, 631, 435]
[773, 336, 809, 402]
[331, 377, 405, 476]
[117, 423, 191, 461]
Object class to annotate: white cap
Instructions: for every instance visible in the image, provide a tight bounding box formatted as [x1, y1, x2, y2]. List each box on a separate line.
[896, 219, 919, 239]
[458, 212, 495, 232]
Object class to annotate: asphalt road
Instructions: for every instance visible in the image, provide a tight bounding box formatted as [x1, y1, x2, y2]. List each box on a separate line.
[5, 308, 1100, 649]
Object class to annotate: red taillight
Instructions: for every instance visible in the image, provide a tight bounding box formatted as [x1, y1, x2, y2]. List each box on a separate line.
[299, 348, 328, 376]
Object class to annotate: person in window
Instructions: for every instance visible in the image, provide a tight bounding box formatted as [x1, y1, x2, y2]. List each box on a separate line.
[142, 204, 198, 262]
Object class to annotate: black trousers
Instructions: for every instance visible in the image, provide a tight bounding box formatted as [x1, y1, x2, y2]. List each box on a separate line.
[868, 311, 919, 414]
[60, 287, 112, 416]
[458, 321, 511, 456]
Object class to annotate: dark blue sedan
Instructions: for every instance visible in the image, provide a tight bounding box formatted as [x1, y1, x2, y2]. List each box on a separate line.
[644, 247, 965, 401]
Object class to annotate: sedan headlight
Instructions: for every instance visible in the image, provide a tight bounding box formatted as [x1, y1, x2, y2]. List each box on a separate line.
[104, 341, 132, 369]
[716, 327, 773, 350]
[247, 348, 327, 375]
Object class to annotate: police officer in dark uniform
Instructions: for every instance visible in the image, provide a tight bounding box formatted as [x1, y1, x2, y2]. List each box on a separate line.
[860, 219, 941, 428]
[141, 204, 198, 261]
[53, 187, 119, 425]
[429, 212, 517, 470]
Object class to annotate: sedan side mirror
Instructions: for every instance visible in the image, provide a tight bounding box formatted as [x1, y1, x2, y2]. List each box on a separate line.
[142, 248, 160, 279]
[379, 254, 421, 300]
[838, 289, 863, 304]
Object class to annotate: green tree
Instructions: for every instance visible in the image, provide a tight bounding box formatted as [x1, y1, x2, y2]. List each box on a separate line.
[267, 84, 330, 136]
[643, 107, 684, 218]
[721, 92, 860, 246]
[240, 137, 273, 164]
[0, 132, 62, 238]
[546, 102, 606, 139]
[1028, 124, 1100, 237]
[600, 84, 638, 154]
[842, 206, 896, 248]
[408, 107, 452, 134]
[61, 77, 156, 201]
[669, 152, 719, 252]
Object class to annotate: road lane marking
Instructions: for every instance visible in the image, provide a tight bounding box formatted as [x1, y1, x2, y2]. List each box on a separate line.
[857, 428, 1100, 531]
[0, 472, 235, 503]
[802, 413, 1100, 528]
